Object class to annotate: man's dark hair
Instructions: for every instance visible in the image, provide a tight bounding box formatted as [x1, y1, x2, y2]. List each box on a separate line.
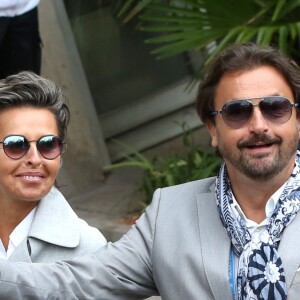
[0, 71, 70, 141]
[196, 42, 300, 124]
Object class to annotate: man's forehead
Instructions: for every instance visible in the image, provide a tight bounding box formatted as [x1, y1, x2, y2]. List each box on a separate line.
[214, 66, 292, 104]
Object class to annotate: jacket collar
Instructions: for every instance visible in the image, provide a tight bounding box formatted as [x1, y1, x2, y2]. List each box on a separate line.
[28, 187, 80, 248]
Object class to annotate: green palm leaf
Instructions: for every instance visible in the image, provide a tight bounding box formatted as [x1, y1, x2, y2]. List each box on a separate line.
[114, 0, 300, 73]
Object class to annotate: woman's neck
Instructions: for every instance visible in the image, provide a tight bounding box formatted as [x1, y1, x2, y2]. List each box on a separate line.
[0, 199, 37, 250]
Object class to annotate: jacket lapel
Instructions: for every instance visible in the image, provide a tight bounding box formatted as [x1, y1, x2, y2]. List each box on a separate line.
[9, 239, 32, 262]
[9, 188, 80, 262]
[279, 210, 300, 289]
[29, 187, 80, 248]
[196, 189, 232, 300]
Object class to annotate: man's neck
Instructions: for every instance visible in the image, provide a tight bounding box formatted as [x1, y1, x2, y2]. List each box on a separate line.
[227, 169, 289, 223]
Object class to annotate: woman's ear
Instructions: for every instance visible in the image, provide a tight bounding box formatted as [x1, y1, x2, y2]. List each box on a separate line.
[59, 158, 63, 169]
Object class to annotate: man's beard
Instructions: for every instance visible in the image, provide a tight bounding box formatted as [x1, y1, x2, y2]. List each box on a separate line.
[219, 133, 299, 181]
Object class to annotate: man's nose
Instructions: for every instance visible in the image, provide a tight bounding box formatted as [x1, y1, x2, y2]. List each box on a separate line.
[248, 106, 269, 133]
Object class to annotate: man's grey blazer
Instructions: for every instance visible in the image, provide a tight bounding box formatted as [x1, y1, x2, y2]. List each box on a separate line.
[0, 177, 300, 299]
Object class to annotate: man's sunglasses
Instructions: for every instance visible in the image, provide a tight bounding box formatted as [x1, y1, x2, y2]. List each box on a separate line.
[0, 135, 66, 160]
[210, 96, 299, 129]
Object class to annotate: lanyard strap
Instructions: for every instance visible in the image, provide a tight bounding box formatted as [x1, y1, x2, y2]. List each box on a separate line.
[229, 247, 236, 298]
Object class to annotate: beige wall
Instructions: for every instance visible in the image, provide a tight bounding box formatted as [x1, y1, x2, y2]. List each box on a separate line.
[38, 0, 110, 198]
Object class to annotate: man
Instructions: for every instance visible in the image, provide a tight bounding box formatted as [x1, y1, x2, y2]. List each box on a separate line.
[0, 42, 299, 299]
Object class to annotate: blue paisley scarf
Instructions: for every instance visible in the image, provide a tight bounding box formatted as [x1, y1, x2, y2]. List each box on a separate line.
[216, 151, 300, 300]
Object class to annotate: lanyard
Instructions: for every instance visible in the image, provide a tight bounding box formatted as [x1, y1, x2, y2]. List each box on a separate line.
[229, 247, 236, 298]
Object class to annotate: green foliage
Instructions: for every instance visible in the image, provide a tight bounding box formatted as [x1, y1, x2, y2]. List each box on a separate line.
[105, 124, 222, 206]
[114, 0, 300, 74]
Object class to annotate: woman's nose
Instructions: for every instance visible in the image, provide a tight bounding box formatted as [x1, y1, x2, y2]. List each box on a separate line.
[24, 144, 42, 165]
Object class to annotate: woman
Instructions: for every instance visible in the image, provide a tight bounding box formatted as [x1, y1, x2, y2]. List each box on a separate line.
[0, 71, 106, 262]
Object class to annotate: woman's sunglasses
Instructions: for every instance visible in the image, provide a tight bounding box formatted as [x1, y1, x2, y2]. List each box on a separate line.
[210, 96, 299, 129]
[0, 135, 66, 160]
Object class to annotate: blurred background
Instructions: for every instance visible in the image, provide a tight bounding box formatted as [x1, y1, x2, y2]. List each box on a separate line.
[37, 0, 299, 241]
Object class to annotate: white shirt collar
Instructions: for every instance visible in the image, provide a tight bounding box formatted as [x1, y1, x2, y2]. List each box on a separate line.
[0, 207, 36, 259]
[232, 181, 287, 228]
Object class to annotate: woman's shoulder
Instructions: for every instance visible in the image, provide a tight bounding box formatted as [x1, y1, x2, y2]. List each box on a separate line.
[77, 218, 107, 249]
[33, 188, 107, 252]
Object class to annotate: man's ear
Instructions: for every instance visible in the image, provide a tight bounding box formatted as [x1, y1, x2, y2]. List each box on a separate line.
[206, 122, 218, 148]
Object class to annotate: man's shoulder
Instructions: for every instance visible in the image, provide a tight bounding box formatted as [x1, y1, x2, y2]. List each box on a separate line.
[161, 176, 216, 195]
[143, 177, 216, 221]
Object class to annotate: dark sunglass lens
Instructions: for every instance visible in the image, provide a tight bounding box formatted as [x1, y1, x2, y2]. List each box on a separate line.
[38, 136, 62, 159]
[260, 97, 292, 123]
[3, 136, 28, 159]
[222, 100, 252, 128]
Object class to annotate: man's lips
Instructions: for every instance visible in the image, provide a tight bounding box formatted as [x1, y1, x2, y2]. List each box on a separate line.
[238, 134, 281, 150]
[246, 143, 273, 149]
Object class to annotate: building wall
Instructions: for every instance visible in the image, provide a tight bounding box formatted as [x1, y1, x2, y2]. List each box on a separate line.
[38, 0, 109, 198]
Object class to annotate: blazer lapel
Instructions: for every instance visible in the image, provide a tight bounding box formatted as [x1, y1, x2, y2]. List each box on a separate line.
[196, 190, 232, 300]
[9, 239, 32, 263]
[29, 187, 80, 248]
[279, 210, 300, 289]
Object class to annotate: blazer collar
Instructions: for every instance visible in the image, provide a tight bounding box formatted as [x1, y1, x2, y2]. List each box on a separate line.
[196, 183, 233, 300]
[28, 187, 80, 248]
[8, 238, 32, 262]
